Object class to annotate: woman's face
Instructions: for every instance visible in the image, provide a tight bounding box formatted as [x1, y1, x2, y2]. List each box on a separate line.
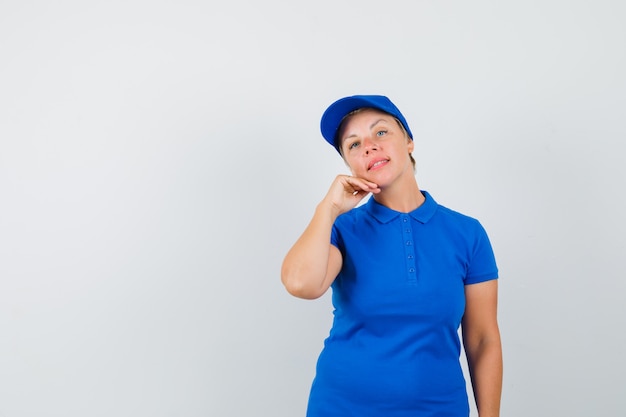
[338, 108, 414, 187]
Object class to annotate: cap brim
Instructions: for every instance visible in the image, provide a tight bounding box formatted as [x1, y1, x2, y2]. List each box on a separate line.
[321, 97, 385, 148]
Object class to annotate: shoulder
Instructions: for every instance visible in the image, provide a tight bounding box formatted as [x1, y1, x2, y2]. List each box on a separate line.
[427, 197, 493, 247]
[331, 199, 381, 244]
[436, 204, 482, 227]
[432, 200, 485, 231]
[334, 199, 371, 226]
[417, 191, 482, 229]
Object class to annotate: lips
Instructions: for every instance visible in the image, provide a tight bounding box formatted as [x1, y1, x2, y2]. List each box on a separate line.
[368, 158, 389, 171]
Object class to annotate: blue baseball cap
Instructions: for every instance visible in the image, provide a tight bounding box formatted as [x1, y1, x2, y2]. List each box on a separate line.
[320, 95, 413, 152]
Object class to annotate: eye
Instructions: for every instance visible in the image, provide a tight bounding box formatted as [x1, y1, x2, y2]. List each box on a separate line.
[376, 130, 387, 137]
[348, 141, 360, 150]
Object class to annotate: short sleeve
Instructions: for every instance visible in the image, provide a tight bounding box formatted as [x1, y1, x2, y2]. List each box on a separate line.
[465, 221, 499, 285]
[330, 222, 343, 252]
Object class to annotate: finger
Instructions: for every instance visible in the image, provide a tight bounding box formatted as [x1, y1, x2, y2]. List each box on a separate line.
[346, 177, 379, 192]
[343, 175, 370, 188]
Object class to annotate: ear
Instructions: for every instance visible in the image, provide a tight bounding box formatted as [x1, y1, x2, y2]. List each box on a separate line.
[407, 138, 414, 153]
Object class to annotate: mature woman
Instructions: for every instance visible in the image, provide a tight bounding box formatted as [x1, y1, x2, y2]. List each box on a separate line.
[281, 95, 502, 417]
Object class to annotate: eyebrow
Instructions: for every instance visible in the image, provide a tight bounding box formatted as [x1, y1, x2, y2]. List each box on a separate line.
[369, 119, 387, 129]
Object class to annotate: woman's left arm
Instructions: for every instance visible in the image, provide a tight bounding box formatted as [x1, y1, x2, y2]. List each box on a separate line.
[462, 279, 503, 417]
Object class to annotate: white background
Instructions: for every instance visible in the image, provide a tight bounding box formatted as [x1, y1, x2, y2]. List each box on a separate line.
[1, 1, 625, 416]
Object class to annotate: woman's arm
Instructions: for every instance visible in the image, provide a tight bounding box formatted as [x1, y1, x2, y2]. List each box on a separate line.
[462, 279, 503, 417]
[280, 175, 379, 299]
[280, 201, 342, 299]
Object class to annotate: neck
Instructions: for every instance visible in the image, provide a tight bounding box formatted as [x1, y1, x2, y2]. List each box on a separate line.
[373, 176, 425, 213]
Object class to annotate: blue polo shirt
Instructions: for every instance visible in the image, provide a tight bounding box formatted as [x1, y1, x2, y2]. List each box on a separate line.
[306, 191, 498, 417]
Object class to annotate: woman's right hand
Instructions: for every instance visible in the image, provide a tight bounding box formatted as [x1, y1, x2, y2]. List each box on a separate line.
[322, 175, 380, 216]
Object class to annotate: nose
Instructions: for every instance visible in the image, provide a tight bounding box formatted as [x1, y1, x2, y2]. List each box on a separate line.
[363, 137, 378, 153]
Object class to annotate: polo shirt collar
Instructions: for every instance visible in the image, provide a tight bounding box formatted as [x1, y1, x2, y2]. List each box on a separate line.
[365, 190, 438, 224]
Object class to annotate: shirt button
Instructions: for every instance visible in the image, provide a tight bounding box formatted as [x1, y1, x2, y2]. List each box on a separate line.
[406, 241, 412, 246]
[409, 268, 415, 273]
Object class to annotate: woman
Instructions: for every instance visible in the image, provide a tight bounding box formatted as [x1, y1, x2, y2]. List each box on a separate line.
[281, 95, 502, 417]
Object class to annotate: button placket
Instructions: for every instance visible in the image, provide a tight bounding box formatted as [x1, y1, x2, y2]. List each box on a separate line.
[402, 215, 418, 284]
